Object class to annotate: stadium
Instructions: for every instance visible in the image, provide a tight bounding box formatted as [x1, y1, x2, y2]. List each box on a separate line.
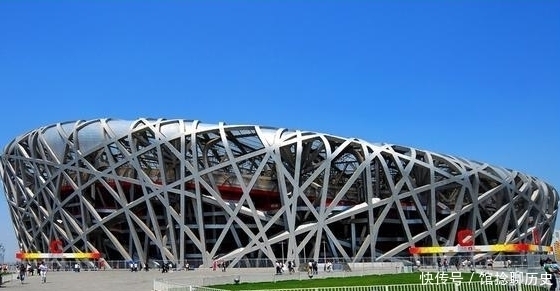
[0, 118, 557, 268]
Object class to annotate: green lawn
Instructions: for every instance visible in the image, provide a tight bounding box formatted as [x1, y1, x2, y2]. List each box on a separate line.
[210, 272, 484, 290]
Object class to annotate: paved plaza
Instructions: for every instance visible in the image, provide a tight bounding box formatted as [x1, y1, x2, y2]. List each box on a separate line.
[0, 264, 548, 291]
[0, 267, 357, 291]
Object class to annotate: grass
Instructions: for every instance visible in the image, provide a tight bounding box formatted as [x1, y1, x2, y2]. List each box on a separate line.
[209, 272, 484, 290]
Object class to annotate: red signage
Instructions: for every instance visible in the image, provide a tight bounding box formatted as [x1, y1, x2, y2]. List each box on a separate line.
[49, 239, 63, 253]
[533, 229, 541, 245]
[457, 229, 474, 246]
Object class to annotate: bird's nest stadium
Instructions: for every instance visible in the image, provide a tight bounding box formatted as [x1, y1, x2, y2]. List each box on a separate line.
[0, 118, 557, 268]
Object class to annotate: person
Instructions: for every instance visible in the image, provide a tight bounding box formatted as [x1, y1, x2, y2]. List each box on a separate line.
[543, 258, 560, 291]
[486, 257, 493, 270]
[287, 261, 294, 274]
[275, 261, 282, 274]
[18, 263, 26, 284]
[26, 263, 32, 276]
[38, 261, 48, 283]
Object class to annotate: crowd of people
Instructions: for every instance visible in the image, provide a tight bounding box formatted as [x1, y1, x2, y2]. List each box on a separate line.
[273, 260, 339, 275]
[7, 255, 560, 290]
[15, 261, 48, 284]
[274, 260, 296, 274]
[129, 261, 151, 272]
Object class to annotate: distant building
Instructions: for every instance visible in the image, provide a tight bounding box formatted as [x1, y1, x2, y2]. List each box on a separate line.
[0, 118, 557, 267]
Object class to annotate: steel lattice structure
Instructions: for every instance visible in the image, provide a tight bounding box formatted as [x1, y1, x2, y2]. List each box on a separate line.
[0, 118, 557, 267]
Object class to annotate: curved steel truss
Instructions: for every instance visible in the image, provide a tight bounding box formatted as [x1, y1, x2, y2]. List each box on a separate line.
[0, 118, 557, 266]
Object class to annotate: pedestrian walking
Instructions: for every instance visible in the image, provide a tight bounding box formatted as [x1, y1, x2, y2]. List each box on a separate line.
[39, 261, 48, 283]
[543, 257, 560, 291]
[18, 263, 26, 284]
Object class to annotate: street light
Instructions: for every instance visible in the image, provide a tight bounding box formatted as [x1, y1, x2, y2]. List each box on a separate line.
[0, 243, 5, 265]
[280, 241, 285, 263]
[322, 240, 326, 266]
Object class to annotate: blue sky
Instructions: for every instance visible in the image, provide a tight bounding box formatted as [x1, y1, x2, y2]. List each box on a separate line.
[0, 1, 558, 260]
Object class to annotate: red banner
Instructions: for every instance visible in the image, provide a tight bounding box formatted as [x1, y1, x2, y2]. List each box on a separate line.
[457, 229, 474, 246]
[49, 239, 63, 253]
[533, 229, 541, 245]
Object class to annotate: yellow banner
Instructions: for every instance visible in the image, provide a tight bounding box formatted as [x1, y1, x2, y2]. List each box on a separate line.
[16, 252, 101, 260]
[409, 243, 552, 254]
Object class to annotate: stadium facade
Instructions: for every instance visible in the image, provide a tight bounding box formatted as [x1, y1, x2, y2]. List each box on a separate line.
[0, 118, 557, 267]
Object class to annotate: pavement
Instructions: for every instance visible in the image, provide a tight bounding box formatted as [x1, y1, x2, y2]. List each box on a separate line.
[0, 267, 362, 291]
[2, 265, 533, 291]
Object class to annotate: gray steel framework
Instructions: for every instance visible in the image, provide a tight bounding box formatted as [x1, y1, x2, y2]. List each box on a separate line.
[0, 118, 557, 267]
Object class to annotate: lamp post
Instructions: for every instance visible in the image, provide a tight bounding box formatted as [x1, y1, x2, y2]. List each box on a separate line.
[0, 243, 4, 264]
[322, 240, 326, 267]
[281, 241, 285, 264]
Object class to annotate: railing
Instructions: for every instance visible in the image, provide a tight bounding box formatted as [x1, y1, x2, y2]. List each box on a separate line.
[0, 273, 15, 286]
[152, 264, 553, 291]
[153, 282, 549, 291]
[2, 253, 548, 273]
[99, 253, 552, 271]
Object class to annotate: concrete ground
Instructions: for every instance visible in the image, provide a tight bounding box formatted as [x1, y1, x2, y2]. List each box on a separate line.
[1, 266, 546, 291]
[0, 267, 358, 291]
